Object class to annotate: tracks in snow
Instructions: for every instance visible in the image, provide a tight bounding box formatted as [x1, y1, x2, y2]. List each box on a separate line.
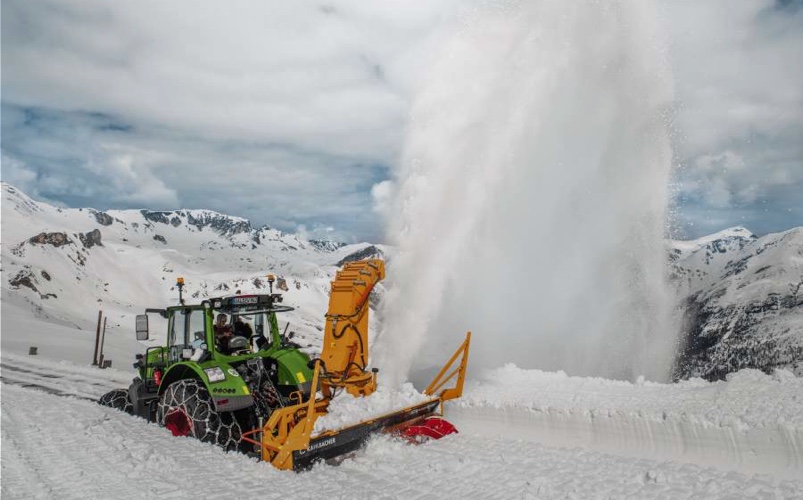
[0, 354, 129, 403]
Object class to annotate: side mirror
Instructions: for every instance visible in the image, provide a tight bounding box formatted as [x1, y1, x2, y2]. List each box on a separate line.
[136, 314, 149, 341]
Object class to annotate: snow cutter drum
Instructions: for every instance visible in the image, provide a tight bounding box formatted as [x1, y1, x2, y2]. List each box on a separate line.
[402, 416, 459, 443]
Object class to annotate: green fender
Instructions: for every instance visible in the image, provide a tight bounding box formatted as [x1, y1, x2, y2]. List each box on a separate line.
[159, 360, 254, 413]
[273, 348, 314, 398]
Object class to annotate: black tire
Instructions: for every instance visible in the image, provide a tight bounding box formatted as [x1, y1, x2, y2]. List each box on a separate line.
[99, 388, 133, 414]
[156, 379, 241, 451]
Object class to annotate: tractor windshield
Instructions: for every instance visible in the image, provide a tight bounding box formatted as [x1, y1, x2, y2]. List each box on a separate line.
[209, 295, 295, 354]
[211, 308, 284, 353]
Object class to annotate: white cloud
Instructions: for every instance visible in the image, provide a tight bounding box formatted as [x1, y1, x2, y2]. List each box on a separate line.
[1, 0, 459, 161]
[1, 154, 37, 187]
[664, 0, 803, 152]
[88, 149, 179, 207]
[662, 0, 803, 235]
[370, 180, 395, 218]
[1, 0, 461, 242]
[1, 0, 799, 242]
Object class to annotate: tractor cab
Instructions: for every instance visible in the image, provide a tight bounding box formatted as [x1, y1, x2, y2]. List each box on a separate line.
[135, 291, 303, 363]
[208, 293, 298, 357]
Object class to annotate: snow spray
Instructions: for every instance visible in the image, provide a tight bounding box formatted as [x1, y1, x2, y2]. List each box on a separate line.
[375, 0, 679, 384]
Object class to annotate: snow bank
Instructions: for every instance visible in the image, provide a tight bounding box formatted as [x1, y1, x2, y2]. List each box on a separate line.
[450, 364, 803, 480]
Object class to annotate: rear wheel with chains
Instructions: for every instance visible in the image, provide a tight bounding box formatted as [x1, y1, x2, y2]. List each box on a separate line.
[98, 388, 134, 414]
[156, 379, 242, 451]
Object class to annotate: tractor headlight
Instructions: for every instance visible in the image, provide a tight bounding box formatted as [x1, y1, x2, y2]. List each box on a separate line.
[204, 367, 226, 383]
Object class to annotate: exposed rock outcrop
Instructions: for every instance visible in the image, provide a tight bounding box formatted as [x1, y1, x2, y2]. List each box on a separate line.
[9, 268, 57, 299]
[29, 232, 71, 247]
[79, 229, 103, 249]
[93, 211, 114, 226]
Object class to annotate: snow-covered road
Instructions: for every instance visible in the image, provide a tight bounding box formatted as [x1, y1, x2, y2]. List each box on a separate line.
[3, 381, 802, 500]
[2, 354, 802, 499]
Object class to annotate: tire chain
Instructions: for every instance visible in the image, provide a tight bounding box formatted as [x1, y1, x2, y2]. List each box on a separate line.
[156, 380, 242, 451]
[98, 388, 134, 414]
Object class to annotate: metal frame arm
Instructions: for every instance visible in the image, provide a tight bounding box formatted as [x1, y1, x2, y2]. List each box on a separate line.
[425, 331, 472, 402]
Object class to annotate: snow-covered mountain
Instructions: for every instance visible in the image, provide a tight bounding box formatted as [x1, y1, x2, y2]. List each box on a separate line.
[670, 227, 803, 380]
[3, 182, 801, 382]
[1, 182, 386, 354]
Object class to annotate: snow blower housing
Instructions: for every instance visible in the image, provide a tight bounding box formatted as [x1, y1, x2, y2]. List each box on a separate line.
[100, 259, 471, 470]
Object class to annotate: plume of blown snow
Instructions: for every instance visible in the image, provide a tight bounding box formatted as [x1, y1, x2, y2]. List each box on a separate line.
[375, 0, 680, 386]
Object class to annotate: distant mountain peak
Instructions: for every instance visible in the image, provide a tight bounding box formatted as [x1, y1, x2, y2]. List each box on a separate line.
[139, 209, 253, 237]
[2, 181, 43, 216]
[678, 226, 756, 247]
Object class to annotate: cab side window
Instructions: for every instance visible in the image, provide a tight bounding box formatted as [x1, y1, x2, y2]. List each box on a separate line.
[167, 310, 188, 362]
[168, 310, 187, 348]
[168, 309, 208, 359]
[188, 309, 205, 347]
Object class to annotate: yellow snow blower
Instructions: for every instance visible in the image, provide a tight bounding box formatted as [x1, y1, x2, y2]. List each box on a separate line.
[241, 259, 471, 470]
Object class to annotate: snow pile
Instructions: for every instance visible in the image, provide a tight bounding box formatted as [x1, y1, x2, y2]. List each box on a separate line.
[451, 363, 803, 479]
[313, 382, 431, 434]
[460, 363, 803, 428]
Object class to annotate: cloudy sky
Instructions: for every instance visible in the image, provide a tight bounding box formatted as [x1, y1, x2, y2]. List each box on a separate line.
[2, 0, 801, 242]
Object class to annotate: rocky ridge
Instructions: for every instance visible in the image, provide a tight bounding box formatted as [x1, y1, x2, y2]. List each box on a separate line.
[671, 227, 803, 379]
[1, 182, 384, 337]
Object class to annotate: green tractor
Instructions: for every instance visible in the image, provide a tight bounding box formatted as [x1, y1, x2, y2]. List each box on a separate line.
[99, 277, 313, 452]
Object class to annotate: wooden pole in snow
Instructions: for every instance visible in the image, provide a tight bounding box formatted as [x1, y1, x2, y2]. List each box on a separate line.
[93, 310, 102, 366]
[99, 316, 108, 368]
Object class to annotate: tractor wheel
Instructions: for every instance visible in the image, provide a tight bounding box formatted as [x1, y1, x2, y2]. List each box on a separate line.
[99, 388, 133, 414]
[156, 379, 241, 451]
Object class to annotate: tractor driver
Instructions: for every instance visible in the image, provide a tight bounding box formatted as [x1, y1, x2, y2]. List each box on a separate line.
[233, 316, 253, 340]
[214, 313, 232, 352]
